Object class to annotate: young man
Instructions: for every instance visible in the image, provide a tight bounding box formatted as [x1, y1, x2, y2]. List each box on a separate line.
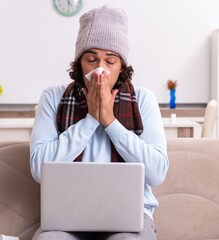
[30, 5, 169, 240]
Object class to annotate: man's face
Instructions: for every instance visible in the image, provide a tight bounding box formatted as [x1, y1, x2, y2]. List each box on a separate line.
[80, 48, 122, 90]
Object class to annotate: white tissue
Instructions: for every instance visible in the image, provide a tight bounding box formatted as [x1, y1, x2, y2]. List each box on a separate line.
[85, 67, 110, 81]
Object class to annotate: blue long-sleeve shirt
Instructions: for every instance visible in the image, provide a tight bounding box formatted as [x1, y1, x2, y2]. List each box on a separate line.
[30, 84, 169, 219]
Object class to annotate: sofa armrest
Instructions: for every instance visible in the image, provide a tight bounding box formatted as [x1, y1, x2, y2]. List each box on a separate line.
[0, 142, 40, 240]
[153, 138, 219, 240]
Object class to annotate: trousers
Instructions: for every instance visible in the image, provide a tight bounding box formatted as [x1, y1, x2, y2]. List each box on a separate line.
[32, 214, 157, 240]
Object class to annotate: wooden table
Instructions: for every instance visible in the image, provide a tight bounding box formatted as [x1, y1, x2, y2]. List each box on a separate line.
[163, 117, 201, 138]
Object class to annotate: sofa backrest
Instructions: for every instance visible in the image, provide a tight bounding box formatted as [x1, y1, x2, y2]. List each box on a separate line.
[0, 142, 40, 240]
[153, 138, 219, 240]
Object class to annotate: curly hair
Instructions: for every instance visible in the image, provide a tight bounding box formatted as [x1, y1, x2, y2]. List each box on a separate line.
[68, 58, 134, 89]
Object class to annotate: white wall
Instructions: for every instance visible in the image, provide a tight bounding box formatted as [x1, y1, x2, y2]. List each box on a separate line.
[0, 0, 219, 104]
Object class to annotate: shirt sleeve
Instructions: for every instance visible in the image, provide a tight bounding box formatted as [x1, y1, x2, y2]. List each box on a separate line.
[30, 88, 100, 183]
[104, 88, 169, 187]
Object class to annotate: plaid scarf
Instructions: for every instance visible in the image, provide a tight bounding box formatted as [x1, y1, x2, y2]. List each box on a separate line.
[56, 80, 143, 162]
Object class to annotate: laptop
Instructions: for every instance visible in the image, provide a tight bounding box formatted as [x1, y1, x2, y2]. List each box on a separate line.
[41, 162, 145, 232]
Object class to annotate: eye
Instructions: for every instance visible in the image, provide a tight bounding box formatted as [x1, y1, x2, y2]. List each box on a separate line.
[106, 58, 117, 65]
[85, 55, 97, 63]
[87, 58, 96, 63]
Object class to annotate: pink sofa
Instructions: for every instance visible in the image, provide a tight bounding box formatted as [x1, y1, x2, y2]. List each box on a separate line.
[0, 139, 219, 240]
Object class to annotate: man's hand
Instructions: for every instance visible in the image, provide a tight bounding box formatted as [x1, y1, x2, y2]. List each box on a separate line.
[99, 72, 118, 127]
[82, 70, 118, 127]
[82, 72, 100, 122]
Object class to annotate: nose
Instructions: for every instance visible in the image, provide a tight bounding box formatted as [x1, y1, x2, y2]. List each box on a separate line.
[96, 60, 106, 69]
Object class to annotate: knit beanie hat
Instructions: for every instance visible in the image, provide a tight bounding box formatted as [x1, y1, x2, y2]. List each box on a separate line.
[74, 5, 129, 64]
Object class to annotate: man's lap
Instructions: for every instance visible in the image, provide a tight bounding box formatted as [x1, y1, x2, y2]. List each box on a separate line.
[32, 214, 156, 240]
